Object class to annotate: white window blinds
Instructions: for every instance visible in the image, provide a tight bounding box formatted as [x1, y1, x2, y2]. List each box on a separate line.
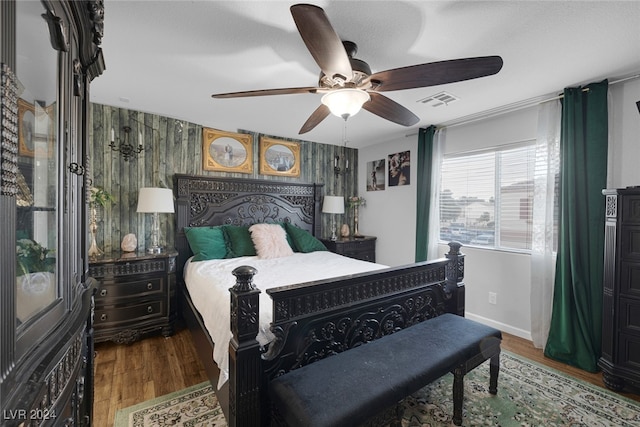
[440, 142, 536, 250]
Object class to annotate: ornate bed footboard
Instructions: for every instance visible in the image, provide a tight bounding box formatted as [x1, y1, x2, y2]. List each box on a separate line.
[226, 242, 465, 426]
[173, 174, 466, 427]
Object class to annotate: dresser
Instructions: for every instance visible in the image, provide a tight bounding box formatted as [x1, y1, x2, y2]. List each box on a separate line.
[89, 250, 178, 344]
[600, 188, 640, 391]
[320, 236, 377, 262]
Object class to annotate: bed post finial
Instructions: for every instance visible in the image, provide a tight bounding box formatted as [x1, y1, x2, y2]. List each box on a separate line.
[232, 265, 258, 292]
[446, 241, 465, 316]
[229, 265, 262, 426]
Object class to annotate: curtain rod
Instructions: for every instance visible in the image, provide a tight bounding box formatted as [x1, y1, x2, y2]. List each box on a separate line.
[541, 74, 639, 103]
[406, 73, 640, 136]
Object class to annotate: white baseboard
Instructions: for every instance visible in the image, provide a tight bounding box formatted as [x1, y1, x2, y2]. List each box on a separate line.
[465, 312, 532, 341]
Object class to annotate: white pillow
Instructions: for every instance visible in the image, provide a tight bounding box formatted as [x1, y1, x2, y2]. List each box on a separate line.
[249, 224, 294, 259]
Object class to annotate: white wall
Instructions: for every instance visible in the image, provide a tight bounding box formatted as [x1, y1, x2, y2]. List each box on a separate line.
[433, 106, 538, 339]
[359, 78, 640, 341]
[608, 78, 640, 188]
[359, 106, 537, 338]
[357, 135, 417, 267]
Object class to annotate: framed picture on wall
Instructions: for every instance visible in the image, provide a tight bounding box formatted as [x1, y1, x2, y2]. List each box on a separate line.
[367, 159, 386, 191]
[202, 127, 253, 173]
[388, 150, 410, 186]
[259, 136, 300, 177]
[18, 98, 54, 158]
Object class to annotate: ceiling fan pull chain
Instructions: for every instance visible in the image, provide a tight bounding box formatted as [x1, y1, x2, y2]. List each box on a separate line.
[342, 118, 349, 147]
[342, 119, 350, 171]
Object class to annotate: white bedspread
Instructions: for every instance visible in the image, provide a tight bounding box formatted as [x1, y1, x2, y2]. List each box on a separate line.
[183, 251, 387, 388]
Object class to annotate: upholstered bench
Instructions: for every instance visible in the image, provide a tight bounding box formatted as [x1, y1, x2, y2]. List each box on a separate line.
[269, 313, 501, 427]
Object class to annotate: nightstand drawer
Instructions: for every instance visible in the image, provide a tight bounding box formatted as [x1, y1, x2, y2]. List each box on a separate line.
[89, 257, 171, 278]
[348, 248, 375, 262]
[95, 299, 166, 325]
[321, 236, 376, 262]
[96, 277, 165, 300]
[339, 240, 371, 252]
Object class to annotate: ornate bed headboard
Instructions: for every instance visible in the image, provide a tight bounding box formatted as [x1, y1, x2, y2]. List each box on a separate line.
[173, 174, 323, 273]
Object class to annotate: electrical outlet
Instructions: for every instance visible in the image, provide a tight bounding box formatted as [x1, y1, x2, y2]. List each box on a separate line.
[488, 292, 497, 305]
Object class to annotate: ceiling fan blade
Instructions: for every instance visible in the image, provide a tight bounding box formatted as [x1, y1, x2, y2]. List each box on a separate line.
[363, 92, 419, 127]
[299, 104, 330, 134]
[290, 4, 352, 82]
[370, 56, 503, 92]
[212, 87, 319, 99]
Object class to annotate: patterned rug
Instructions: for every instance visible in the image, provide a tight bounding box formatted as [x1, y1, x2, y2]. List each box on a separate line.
[114, 351, 640, 426]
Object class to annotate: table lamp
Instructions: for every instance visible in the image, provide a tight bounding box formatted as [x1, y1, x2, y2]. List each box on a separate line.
[136, 187, 174, 254]
[322, 195, 345, 241]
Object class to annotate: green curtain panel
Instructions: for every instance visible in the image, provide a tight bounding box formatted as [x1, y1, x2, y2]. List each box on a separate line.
[415, 126, 436, 262]
[544, 80, 608, 372]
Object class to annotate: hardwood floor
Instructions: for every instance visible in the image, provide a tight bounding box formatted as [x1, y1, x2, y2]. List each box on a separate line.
[93, 328, 208, 427]
[500, 333, 640, 402]
[93, 328, 639, 427]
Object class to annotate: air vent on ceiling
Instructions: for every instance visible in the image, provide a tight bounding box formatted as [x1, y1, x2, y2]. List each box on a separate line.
[417, 91, 459, 107]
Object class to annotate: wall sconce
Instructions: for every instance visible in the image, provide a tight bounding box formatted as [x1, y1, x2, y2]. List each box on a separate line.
[333, 155, 349, 176]
[110, 126, 144, 161]
[136, 187, 175, 254]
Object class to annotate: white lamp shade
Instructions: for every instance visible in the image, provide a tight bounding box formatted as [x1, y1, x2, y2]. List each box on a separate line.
[136, 187, 175, 213]
[321, 88, 370, 119]
[322, 195, 345, 214]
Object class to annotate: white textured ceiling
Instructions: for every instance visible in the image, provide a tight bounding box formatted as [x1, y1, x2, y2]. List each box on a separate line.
[90, 1, 640, 148]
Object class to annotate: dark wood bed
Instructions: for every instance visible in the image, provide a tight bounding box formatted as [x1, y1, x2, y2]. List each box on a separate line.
[173, 174, 466, 427]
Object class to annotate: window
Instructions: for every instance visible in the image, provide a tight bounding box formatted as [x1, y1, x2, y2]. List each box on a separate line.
[439, 142, 536, 251]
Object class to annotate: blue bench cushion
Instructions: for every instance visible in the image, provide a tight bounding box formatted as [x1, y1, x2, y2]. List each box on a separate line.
[269, 313, 501, 427]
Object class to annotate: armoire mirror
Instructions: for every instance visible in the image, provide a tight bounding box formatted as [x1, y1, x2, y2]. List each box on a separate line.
[15, 0, 60, 329]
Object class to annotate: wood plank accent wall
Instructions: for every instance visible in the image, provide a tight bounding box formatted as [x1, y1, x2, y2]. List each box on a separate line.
[89, 103, 358, 253]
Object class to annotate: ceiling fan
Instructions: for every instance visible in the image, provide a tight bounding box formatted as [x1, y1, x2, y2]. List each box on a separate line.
[211, 3, 503, 135]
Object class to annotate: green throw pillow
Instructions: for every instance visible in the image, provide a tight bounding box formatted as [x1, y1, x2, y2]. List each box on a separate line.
[184, 226, 228, 261]
[284, 223, 327, 253]
[276, 222, 295, 249]
[223, 225, 256, 257]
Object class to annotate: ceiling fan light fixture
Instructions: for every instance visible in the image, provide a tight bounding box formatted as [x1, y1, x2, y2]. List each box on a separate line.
[321, 88, 370, 120]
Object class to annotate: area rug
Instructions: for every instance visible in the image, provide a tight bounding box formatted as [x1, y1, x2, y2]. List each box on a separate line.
[114, 351, 640, 426]
[113, 381, 226, 427]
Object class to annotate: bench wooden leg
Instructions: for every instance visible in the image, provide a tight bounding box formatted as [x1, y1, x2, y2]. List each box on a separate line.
[452, 367, 464, 426]
[489, 352, 500, 395]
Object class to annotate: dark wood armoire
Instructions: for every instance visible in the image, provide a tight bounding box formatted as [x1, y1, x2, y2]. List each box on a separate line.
[600, 187, 640, 392]
[1, 1, 104, 425]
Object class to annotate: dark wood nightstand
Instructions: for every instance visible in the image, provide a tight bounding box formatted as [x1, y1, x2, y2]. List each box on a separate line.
[320, 236, 377, 262]
[89, 249, 178, 344]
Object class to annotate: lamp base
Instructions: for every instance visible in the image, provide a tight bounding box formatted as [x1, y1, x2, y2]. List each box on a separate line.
[146, 246, 163, 254]
[330, 218, 338, 241]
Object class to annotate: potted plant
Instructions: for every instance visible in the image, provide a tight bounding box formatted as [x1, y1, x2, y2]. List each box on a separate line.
[90, 186, 116, 208]
[16, 238, 55, 276]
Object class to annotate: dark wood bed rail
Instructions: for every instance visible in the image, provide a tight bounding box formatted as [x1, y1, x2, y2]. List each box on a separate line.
[226, 242, 465, 426]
